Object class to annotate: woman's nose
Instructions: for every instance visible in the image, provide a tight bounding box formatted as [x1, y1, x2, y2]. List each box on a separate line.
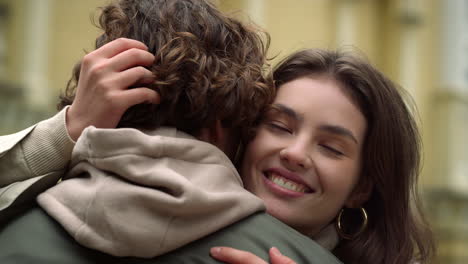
[279, 143, 312, 170]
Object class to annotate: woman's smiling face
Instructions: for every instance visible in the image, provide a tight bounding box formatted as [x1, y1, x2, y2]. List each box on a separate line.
[241, 76, 367, 237]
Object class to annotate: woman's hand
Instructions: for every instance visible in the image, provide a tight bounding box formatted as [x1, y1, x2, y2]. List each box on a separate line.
[210, 247, 297, 264]
[66, 38, 160, 141]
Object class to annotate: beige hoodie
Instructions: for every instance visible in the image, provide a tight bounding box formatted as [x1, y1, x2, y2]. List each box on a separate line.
[37, 126, 265, 258]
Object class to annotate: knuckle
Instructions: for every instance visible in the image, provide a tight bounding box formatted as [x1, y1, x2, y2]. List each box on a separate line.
[134, 66, 150, 76]
[115, 37, 131, 47]
[101, 89, 117, 103]
[128, 48, 142, 58]
[130, 48, 153, 62]
[89, 61, 109, 77]
[81, 53, 95, 68]
[96, 79, 114, 93]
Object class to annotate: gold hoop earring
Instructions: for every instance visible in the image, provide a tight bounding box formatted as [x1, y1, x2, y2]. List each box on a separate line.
[335, 207, 368, 240]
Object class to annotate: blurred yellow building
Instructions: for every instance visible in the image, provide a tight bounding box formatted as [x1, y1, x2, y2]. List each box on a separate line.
[0, 0, 467, 263]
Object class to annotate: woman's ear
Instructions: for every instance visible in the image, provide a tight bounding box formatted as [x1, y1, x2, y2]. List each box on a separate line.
[345, 177, 373, 208]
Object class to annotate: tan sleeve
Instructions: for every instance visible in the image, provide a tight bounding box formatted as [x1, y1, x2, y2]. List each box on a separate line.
[0, 107, 75, 187]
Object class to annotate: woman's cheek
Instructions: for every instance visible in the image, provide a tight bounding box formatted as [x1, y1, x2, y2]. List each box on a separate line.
[319, 161, 358, 196]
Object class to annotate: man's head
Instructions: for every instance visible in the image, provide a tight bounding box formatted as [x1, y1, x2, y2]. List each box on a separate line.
[60, 0, 274, 158]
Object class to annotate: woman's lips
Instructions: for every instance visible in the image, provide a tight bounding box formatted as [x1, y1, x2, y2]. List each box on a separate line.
[262, 169, 314, 197]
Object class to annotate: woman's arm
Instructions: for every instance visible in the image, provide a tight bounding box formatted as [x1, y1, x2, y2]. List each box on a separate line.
[0, 38, 159, 185]
[0, 38, 159, 214]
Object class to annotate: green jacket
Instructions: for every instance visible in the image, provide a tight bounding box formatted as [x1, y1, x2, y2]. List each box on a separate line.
[0, 207, 342, 264]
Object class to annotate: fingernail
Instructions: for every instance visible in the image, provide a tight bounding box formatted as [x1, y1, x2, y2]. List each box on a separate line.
[270, 247, 281, 257]
[210, 247, 221, 256]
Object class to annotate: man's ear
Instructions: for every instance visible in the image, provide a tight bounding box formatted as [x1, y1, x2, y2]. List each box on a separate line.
[345, 178, 373, 208]
[198, 120, 238, 160]
[197, 120, 227, 151]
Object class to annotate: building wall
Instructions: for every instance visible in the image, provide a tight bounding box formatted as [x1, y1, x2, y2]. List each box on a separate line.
[47, 0, 102, 105]
[0, 0, 101, 133]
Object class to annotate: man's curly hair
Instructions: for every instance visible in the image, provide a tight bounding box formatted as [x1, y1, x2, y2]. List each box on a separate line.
[59, 0, 274, 141]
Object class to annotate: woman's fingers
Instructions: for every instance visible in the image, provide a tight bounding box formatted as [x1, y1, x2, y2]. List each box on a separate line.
[269, 247, 297, 264]
[114, 66, 155, 89]
[118, 87, 161, 109]
[210, 247, 297, 264]
[210, 247, 267, 264]
[93, 37, 149, 59]
[109, 47, 155, 72]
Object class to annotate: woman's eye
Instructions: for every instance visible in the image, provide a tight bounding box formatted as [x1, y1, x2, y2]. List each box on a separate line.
[267, 122, 292, 134]
[320, 144, 344, 156]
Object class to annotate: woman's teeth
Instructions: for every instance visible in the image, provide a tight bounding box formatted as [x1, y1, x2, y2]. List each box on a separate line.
[268, 173, 310, 193]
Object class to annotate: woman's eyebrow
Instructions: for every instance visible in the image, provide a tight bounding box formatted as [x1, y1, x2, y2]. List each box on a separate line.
[271, 103, 303, 122]
[319, 124, 358, 144]
[270, 104, 358, 144]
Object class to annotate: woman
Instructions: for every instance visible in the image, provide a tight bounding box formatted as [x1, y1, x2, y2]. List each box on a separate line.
[213, 49, 435, 264]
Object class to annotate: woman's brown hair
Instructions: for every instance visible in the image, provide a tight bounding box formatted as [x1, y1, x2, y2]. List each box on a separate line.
[59, 0, 274, 141]
[273, 49, 434, 264]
